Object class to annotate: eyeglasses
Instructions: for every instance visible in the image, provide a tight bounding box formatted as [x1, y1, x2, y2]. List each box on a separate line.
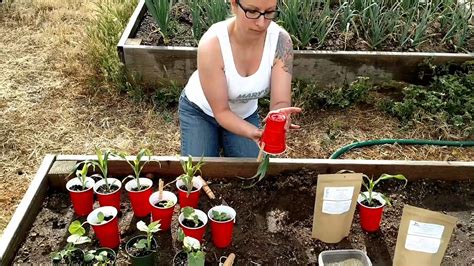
[236, 0, 279, 20]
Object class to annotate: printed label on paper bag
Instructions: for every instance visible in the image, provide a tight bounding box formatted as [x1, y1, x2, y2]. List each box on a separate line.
[405, 220, 444, 253]
[322, 187, 354, 214]
[323, 187, 354, 200]
[322, 200, 352, 214]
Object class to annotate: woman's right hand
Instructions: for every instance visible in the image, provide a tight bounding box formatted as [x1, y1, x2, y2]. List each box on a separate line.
[249, 127, 264, 144]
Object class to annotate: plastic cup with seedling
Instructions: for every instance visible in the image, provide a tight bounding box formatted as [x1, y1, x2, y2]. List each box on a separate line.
[173, 155, 205, 208]
[125, 220, 161, 265]
[358, 173, 407, 232]
[51, 220, 91, 265]
[66, 161, 95, 216]
[178, 207, 208, 242]
[208, 205, 237, 248]
[119, 148, 158, 217]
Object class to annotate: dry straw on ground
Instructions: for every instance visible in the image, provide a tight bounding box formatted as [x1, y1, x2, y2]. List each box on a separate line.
[0, 0, 472, 236]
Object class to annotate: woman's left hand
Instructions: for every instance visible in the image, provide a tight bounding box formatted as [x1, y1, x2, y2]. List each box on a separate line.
[263, 107, 302, 131]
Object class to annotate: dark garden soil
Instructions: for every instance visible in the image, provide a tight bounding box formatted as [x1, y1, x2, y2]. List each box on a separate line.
[13, 170, 472, 265]
[134, 4, 474, 52]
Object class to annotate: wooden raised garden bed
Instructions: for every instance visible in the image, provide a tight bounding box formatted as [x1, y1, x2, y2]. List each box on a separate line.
[117, 0, 473, 87]
[0, 154, 473, 265]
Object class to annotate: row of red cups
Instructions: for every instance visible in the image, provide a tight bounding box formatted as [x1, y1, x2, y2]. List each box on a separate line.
[67, 177, 236, 249]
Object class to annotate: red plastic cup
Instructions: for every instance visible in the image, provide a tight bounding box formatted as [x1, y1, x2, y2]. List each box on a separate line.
[261, 112, 287, 155]
[94, 178, 122, 211]
[176, 179, 202, 208]
[357, 192, 386, 232]
[178, 209, 208, 242]
[87, 206, 120, 249]
[125, 178, 153, 217]
[208, 205, 236, 248]
[149, 191, 177, 231]
[66, 177, 95, 216]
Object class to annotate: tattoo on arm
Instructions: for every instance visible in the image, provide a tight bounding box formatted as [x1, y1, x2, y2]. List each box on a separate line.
[274, 31, 293, 75]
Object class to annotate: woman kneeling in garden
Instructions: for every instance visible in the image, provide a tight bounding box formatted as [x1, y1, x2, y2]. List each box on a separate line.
[179, 0, 301, 157]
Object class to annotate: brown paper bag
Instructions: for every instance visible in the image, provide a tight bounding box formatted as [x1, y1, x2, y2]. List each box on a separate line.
[312, 173, 362, 243]
[393, 204, 457, 266]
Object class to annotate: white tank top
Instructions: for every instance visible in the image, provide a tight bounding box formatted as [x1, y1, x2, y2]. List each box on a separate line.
[184, 18, 283, 119]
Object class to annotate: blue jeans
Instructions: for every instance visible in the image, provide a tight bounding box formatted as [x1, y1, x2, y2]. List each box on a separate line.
[179, 92, 260, 157]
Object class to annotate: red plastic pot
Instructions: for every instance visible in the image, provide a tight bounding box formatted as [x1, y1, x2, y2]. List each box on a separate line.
[93, 178, 122, 211]
[87, 206, 120, 249]
[207, 205, 236, 248]
[125, 178, 153, 217]
[260, 112, 287, 155]
[178, 209, 208, 242]
[66, 177, 95, 216]
[357, 192, 387, 232]
[150, 190, 177, 231]
[176, 178, 202, 208]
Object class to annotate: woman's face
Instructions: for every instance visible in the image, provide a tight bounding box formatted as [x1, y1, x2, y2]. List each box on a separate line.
[232, 0, 278, 34]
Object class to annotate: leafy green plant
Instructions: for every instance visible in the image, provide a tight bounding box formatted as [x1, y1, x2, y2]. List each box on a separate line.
[178, 155, 205, 195]
[51, 221, 91, 264]
[135, 220, 161, 251]
[118, 148, 158, 190]
[145, 0, 174, 42]
[182, 206, 200, 227]
[360, 173, 407, 207]
[211, 210, 231, 221]
[96, 211, 106, 224]
[177, 229, 205, 266]
[84, 249, 114, 266]
[381, 63, 473, 135]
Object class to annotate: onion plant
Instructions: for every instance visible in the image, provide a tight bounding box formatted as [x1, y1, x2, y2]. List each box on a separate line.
[190, 0, 203, 42]
[359, 0, 399, 49]
[145, 0, 174, 42]
[280, 0, 338, 49]
[200, 0, 229, 30]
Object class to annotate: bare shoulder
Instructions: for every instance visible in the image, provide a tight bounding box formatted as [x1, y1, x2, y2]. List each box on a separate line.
[198, 34, 222, 63]
[274, 30, 293, 74]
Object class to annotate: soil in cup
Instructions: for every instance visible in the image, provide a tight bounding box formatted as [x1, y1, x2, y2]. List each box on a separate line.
[69, 185, 89, 191]
[182, 219, 204, 228]
[361, 198, 383, 207]
[179, 185, 198, 192]
[173, 251, 187, 265]
[131, 185, 150, 192]
[97, 184, 120, 193]
[156, 200, 172, 208]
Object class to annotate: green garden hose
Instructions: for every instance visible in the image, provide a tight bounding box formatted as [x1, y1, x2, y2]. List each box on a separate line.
[329, 139, 474, 159]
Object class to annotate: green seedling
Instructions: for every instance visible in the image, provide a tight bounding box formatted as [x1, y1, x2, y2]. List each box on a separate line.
[84, 249, 113, 266]
[211, 210, 231, 222]
[237, 153, 270, 188]
[51, 220, 90, 264]
[177, 155, 205, 195]
[182, 207, 200, 227]
[361, 173, 407, 207]
[72, 161, 92, 190]
[135, 220, 161, 251]
[177, 229, 205, 266]
[118, 148, 159, 191]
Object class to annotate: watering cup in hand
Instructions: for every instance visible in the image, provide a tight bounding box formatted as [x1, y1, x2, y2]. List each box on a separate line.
[260, 112, 287, 154]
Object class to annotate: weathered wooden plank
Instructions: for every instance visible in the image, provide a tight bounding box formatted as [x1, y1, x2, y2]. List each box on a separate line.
[117, 0, 146, 62]
[0, 154, 56, 266]
[50, 156, 474, 189]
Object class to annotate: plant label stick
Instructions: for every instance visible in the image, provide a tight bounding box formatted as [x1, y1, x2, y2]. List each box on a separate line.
[158, 179, 164, 200]
[197, 176, 215, 200]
